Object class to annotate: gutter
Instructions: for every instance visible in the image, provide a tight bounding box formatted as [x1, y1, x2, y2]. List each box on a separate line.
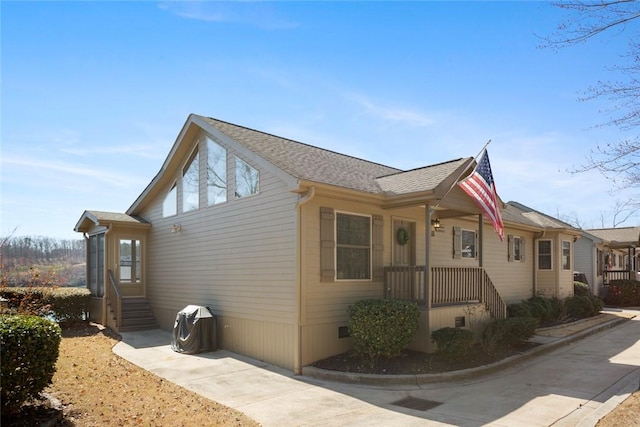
[533, 230, 545, 297]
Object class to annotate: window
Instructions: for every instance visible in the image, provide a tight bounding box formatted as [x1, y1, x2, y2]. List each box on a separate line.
[453, 227, 476, 259]
[461, 229, 476, 259]
[183, 151, 199, 212]
[162, 184, 177, 217]
[88, 233, 104, 297]
[336, 213, 371, 280]
[235, 157, 259, 198]
[119, 239, 141, 284]
[207, 138, 227, 205]
[562, 240, 571, 270]
[538, 240, 552, 270]
[508, 235, 525, 262]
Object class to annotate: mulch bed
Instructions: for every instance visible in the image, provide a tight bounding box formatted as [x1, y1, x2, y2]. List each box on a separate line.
[312, 342, 540, 375]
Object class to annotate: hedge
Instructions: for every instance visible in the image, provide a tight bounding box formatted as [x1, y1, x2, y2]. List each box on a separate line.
[1, 315, 62, 414]
[604, 279, 640, 307]
[348, 298, 420, 363]
[431, 327, 474, 359]
[0, 287, 90, 322]
[481, 317, 538, 355]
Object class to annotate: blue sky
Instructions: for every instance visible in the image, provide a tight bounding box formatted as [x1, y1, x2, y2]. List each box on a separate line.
[2, 1, 637, 240]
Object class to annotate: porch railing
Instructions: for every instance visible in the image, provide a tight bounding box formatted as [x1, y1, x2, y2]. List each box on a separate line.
[384, 266, 507, 319]
[107, 270, 122, 328]
[603, 269, 639, 284]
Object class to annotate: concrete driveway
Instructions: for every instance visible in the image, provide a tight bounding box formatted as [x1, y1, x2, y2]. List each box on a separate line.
[114, 310, 640, 426]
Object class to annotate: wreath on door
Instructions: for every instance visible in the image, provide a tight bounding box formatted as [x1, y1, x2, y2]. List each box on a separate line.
[396, 227, 410, 245]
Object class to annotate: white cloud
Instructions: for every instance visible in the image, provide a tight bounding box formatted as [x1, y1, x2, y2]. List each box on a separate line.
[158, 1, 299, 30]
[348, 94, 437, 128]
[2, 156, 147, 188]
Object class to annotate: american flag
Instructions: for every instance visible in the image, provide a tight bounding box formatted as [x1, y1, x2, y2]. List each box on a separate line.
[458, 150, 504, 241]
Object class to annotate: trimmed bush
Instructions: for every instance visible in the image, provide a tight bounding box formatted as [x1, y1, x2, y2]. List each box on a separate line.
[348, 299, 420, 363]
[590, 295, 605, 313]
[1, 315, 62, 414]
[0, 287, 90, 322]
[431, 327, 474, 360]
[573, 281, 591, 296]
[605, 279, 640, 307]
[565, 295, 594, 318]
[507, 302, 532, 318]
[547, 297, 566, 321]
[525, 296, 554, 323]
[481, 317, 538, 355]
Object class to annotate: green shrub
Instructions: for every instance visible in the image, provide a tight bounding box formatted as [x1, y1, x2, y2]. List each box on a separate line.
[605, 280, 640, 307]
[431, 327, 474, 360]
[547, 297, 566, 321]
[565, 295, 596, 319]
[590, 295, 604, 313]
[481, 317, 538, 355]
[0, 287, 90, 322]
[573, 281, 591, 296]
[48, 288, 91, 322]
[525, 296, 554, 322]
[348, 299, 420, 363]
[507, 302, 531, 318]
[1, 315, 62, 414]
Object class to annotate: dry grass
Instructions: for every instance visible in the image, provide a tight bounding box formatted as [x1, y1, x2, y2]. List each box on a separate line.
[597, 390, 640, 427]
[2, 322, 259, 426]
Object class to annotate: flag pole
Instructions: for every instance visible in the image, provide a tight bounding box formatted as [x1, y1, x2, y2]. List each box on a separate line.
[429, 139, 492, 214]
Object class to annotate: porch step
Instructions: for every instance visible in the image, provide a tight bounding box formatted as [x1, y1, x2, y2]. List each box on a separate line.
[110, 297, 158, 332]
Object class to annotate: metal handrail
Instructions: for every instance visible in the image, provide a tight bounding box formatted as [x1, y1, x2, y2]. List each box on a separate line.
[107, 270, 122, 328]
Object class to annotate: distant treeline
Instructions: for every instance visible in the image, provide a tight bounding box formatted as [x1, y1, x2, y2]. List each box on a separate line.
[1, 236, 85, 268]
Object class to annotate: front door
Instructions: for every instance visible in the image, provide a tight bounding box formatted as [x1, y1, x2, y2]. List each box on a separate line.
[393, 219, 416, 266]
[118, 237, 142, 287]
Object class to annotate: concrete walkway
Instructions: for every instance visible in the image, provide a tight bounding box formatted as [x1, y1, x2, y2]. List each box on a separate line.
[114, 309, 640, 426]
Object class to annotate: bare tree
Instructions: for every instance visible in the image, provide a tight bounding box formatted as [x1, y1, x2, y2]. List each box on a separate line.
[544, 1, 640, 194]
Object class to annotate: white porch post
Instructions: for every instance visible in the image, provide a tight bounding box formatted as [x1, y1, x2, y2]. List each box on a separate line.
[478, 214, 484, 268]
[425, 204, 432, 309]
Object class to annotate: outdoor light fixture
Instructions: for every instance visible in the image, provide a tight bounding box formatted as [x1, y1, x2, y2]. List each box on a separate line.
[171, 224, 182, 233]
[431, 218, 441, 230]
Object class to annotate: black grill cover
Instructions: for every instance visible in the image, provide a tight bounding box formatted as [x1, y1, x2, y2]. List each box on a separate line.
[171, 305, 216, 354]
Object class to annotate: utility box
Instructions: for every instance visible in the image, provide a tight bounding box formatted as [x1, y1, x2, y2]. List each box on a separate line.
[171, 305, 217, 354]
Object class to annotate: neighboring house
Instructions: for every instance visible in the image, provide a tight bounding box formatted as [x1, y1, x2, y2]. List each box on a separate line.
[75, 114, 581, 373]
[575, 227, 640, 295]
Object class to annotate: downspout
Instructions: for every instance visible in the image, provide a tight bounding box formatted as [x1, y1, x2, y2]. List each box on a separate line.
[294, 186, 316, 375]
[533, 230, 545, 297]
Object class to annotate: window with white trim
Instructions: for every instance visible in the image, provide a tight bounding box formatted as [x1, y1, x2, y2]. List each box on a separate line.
[562, 240, 571, 270]
[182, 150, 199, 212]
[508, 235, 525, 262]
[461, 229, 476, 259]
[538, 240, 552, 270]
[162, 184, 177, 217]
[235, 157, 259, 198]
[336, 212, 371, 280]
[207, 138, 227, 205]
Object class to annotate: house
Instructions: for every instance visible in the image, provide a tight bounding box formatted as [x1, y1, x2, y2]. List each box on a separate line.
[75, 114, 581, 373]
[575, 226, 640, 296]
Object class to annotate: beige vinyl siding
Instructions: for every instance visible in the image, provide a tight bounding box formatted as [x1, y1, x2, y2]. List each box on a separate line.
[139, 135, 299, 370]
[299, 195, 407, 365]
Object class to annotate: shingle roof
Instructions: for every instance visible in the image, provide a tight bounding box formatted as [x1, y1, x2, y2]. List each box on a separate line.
[504, 202, 579, 230]
[375, 158, 471, 195]
[199, 116, 401, 193]
[586, 227, 640, 246]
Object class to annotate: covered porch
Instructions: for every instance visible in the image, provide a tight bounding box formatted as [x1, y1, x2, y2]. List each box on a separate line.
[377, 158, 508, 327]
